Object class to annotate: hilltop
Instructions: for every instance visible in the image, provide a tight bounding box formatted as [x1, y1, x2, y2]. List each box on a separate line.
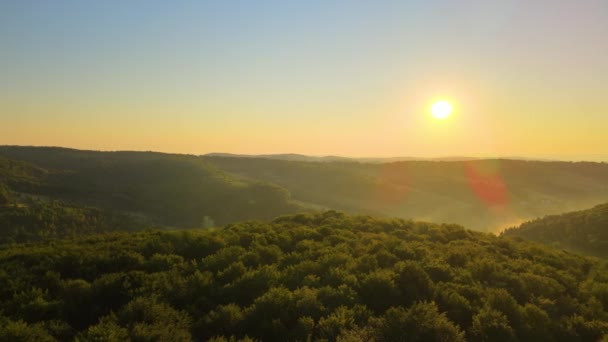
[502, 203, 608, 258]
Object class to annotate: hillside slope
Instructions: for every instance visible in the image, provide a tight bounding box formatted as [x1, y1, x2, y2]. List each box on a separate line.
[0, 146, 302, 232]
[0, 212, 606, 341]
[502, 203, 608, 258]
[204, 156, 608, 231]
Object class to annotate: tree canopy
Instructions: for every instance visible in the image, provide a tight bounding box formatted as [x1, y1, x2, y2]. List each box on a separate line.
[502, 203, 608, 258]
[0, 212, 606, 341]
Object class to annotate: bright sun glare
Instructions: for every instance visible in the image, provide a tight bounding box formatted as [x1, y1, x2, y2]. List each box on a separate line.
[430, 100, 453, 120]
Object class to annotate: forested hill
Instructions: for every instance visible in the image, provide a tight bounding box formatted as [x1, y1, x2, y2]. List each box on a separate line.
[203, 156, 608, 231]
[0, 212, 607, 341]
[502, 203, 608, 258]
[3, 145, 608, 236]
[0, 146, 302, 238]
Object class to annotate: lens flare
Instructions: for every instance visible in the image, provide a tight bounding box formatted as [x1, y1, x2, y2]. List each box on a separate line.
[465, 161, 509, 207]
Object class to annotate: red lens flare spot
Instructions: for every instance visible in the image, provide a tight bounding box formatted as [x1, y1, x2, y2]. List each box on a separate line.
[465, 161, 509, 207]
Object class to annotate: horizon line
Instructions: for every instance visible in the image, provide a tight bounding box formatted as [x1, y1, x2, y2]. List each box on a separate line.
[2, 144, 607, 163]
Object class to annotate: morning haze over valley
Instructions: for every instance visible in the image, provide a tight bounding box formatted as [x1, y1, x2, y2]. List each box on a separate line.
[1, 1, 608, 341]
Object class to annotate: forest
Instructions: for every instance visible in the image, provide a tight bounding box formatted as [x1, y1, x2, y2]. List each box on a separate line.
[2, 146, 608, 234]
[0, 192, 145, 244]
[203, 155, 608, 231]
[1, 212, 607, 341]
[1, 146, 608, 341]
[0, 147, 301, 231]
[502, 203, 608, 258]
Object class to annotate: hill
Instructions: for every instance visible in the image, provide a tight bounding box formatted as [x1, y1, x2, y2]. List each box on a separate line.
[502, 203, 608, 258]
[0, 212, 607, 341]
[0, 146, 302, 236]
[3, 145, 608, 237]
[204, 156, 608, 231]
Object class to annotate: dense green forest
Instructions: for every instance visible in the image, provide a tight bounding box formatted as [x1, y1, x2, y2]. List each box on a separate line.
[0, 192, 145, 244]
[2, 146, 607, 340]
[204, 156, 608, 231]
[0, 147, 301, 232]
[1, 212, 607, 341]
[502, 203, 608, 259]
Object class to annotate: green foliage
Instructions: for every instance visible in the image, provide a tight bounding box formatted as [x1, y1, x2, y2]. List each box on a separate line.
[318, 306, 356, 340]
[470, 307, 516, 342]
[0, 184, 13, 206]
[0, 319, 56, 342]
[78, 315, 129, 342]
[0, 198, 144, 243]
[0, 212, 607, 340]
[502, 202, 608, 258]
[0, 156, 47, 192]
[115, 297, 192, 341]
[358, 270, 400, 313]
[374, 302, 465, 342]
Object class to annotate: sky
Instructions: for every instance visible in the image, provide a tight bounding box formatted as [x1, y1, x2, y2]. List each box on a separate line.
[1, 0, 608, 159]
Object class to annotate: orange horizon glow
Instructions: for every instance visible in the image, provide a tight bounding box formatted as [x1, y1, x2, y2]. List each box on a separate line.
[2, 2, 607, 160]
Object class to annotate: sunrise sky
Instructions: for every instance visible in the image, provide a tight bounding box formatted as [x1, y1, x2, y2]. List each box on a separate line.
[2, 1, 608, 159]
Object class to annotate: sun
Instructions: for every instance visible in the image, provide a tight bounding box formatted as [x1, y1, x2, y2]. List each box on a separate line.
[430, 100, 453, 120]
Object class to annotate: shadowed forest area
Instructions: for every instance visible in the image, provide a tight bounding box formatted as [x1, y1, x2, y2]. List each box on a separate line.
[0, 147, 301, 242]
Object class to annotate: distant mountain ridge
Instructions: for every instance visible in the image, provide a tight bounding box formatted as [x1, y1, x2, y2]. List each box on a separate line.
[204, 152, 481, 163]
[203, 152, 596, 163]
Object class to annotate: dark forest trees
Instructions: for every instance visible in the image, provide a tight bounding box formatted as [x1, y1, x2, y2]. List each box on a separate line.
[0, 184, 12, 206]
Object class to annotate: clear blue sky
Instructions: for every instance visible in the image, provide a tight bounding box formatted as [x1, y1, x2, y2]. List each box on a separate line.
[2, 0, 607, 158]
